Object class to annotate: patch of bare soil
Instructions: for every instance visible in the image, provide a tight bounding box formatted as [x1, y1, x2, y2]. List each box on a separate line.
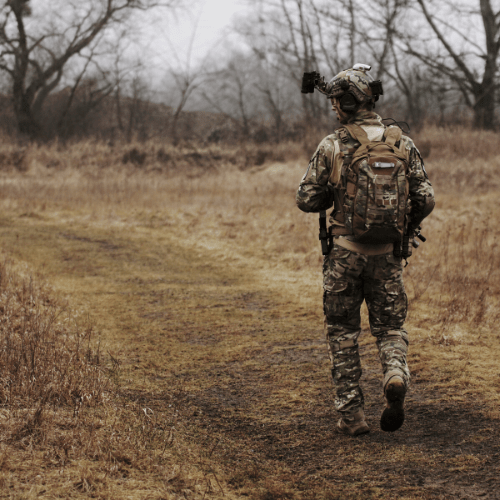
[124, 283, 500, 500]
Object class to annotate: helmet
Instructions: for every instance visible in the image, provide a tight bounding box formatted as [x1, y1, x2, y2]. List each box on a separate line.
[325, 63, 383, 112]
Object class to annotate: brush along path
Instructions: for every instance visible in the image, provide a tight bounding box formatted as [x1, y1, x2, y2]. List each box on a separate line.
[0, 211, 499, 500]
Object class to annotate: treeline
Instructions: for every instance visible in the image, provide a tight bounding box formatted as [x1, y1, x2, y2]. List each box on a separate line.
[0, 0, 498, 144]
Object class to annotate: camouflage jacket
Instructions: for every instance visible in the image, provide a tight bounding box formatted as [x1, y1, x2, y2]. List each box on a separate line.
[296, 111, 435, 229]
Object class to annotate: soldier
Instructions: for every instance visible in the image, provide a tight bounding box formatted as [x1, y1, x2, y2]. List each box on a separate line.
[296, 64, 435, 436]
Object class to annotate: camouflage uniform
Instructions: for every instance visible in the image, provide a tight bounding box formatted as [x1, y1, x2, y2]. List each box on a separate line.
[296, 110, 435, 417]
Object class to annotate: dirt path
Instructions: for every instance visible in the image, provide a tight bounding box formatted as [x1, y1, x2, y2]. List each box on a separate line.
[1, 211, 499, 500]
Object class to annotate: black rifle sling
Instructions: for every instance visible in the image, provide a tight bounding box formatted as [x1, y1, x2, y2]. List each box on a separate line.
[319, 210, 331, 255]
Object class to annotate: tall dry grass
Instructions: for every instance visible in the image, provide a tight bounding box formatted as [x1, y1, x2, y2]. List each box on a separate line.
[414, 124, 500, 193]
[0, 125, 498, 331]
[0, 259, 212, 497]
[0, 258, 108, 460]
[0, 259, 105, 409]
[0, 124, 499, 495]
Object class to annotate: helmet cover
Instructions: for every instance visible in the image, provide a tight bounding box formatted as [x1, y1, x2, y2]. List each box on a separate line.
[325, 64, 381, 103]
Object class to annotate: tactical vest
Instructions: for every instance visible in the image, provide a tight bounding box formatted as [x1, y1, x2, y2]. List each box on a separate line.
[331, 124, 411, 244]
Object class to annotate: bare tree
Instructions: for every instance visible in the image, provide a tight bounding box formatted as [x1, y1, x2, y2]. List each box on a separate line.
[201, 53, 258, 139]
[54, 48, 118, 138]
[237, 0, 334, 128]
[346, 0, 409, 79]
[160, 14, 206, 145]
[256, 79, 286, 142]
[0, 0, 178, 137]
[402, 0, 500, 129]
[307, 0, 345, 76]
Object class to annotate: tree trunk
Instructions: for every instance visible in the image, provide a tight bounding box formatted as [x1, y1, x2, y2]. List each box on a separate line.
[473, 84, 496, 129]
[13, 93, 40, 137]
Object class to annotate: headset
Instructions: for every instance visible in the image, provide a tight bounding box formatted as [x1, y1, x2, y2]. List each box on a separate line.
[337, 93, 358, 112]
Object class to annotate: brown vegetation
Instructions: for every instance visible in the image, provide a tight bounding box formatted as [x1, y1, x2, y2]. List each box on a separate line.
[0, 124, 498, 498]
[0, 258, 105, 408]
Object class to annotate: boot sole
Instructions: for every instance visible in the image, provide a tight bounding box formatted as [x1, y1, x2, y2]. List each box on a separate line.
[380, 381, 405, 432]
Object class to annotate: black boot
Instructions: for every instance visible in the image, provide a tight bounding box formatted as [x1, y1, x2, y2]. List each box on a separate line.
[380, 376, 406, 432]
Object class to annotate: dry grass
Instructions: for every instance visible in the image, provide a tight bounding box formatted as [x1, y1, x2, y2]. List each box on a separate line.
[2, 122, 499, 384]
[0, 258, 219, 498]
[0, 259, 105, 409]
[0, 133, 306, 175]
[414, 124, 500, 193]
[0, 124, 498, 498]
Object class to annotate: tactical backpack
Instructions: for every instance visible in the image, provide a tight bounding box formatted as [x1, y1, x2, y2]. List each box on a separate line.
[331, 124, 411, 244]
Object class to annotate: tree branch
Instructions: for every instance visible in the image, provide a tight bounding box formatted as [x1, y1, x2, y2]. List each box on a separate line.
[415, 0, 478, 89]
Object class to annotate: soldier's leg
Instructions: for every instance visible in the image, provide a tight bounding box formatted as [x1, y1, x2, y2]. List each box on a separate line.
[363, 253, 410, 389]
[323, 243, 366, 416]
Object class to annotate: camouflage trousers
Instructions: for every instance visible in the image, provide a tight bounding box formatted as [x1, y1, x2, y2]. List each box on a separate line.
[323, 241, 410, 416]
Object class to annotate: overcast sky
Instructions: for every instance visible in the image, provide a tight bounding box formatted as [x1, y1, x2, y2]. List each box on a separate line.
[147, 0, 249, 71]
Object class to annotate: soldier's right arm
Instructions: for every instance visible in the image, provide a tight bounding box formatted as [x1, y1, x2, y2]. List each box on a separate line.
[296, 136, 337, 213]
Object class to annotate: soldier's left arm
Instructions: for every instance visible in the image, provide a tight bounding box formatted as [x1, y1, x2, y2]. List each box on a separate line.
[405, 139, 435, 228]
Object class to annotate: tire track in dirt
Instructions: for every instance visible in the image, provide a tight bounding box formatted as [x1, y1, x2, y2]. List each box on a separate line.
[1, 214, 499, 500]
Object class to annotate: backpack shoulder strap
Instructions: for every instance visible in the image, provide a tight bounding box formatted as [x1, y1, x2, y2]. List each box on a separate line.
[383, 126, 403, 146]
[342, 123, 370, 145]
[336, 129, 359, 185]
[329, 128, 359, 233]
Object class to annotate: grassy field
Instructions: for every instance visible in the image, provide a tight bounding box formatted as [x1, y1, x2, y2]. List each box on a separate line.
[0, 126, 499, 499]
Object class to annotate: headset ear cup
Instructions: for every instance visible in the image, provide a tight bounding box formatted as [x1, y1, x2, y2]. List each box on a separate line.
[339, 93, 358, 112]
